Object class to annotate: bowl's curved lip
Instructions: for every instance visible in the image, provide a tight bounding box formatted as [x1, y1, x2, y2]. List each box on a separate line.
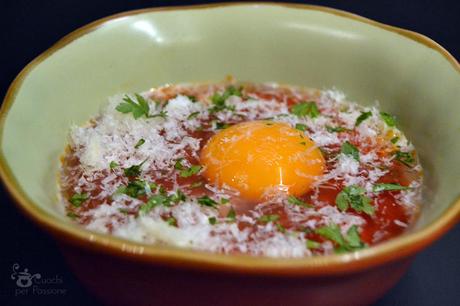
[1, 2, 460, 277]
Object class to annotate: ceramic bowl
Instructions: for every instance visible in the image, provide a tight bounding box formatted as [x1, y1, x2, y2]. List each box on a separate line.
[1, 3, 460, 306]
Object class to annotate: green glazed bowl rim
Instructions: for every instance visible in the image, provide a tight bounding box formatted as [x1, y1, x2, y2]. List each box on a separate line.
[1, 2, 460, 276]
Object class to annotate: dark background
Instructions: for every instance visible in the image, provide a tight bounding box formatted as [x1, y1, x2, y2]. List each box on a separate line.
[1, 1, 459, 305]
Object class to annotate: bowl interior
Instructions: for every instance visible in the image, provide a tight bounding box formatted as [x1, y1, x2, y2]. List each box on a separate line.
[2, 4, 460, 256]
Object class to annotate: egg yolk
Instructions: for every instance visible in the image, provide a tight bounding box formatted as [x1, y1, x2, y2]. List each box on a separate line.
[200, 121, 325, 201]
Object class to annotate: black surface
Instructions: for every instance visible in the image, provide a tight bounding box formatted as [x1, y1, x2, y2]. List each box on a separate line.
[1, 1, 459, 305]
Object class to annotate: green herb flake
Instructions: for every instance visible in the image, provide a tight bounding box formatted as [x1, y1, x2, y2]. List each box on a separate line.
[291, 101, 320, 118]
[258, 214, 280, 223]
[117, 180, 147, 198]
[344, 225, 365, 249]
[227, 207, 236, 222]
[123, 160, 146, 177]
[315, 223, 345, 246]
[150, 110, 168, 119]
[326, 125, 348, 133]
[171, 189, 186, 203]
[187, 95, 198, 102]
[187, 111, 200, 120]
[276, 223, 286, 233]
[340, 141, 360, 161]
[394, 150, 415, 167]
[109, 161, 119, 169]
[181, 165, 202, 177]
[116, 94, 150, 119]
[209, 86, 242, 113]
[295, 123, 307, 131]
[118, 208, 130, 215]
[138, 194, 168, 215]
[174, 159, 202, 177]
[66, 211, 79, 220]
[174, 158, 185, 170]
[390, 136, 400, 144]
[158, 185, 167, 196]
[215, 121, 230, 130]
[355, 111, 372, 126]
[166, 217, 177, 226]
[220, 198, 230, 204]
[69, 193, 88, 207]
[208, 217, 218, 225]
[373, 183, 409, 193]
[134, 139, 145, 149]
[149, 182, 158, 192]
[335, 185, 374, 216]
[287, 195, 312, 208]
[380, 112, 396, 127]
[316, 224, 365, 253]
[197, 195, 218, 208]
[306, 239, 321, 249]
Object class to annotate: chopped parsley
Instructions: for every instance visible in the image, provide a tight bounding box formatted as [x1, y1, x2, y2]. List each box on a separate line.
[171, 189, 186, 203]
[138, 194, 169, 215]
[134, 139, 145, 149]
[373, 183, 409, 192]
[150, 110, 168, 119]
[341, 141, 360, 161]
[390, 136, 400, 144]
[187, 95, 197, 102]
[197, 195, 218, 208]
[227, 207, 236, 222]
[276, 223, 286, 233]
[66, 211, 79, 220]
[123, 160, 146, 177]
[355, 111, 372, 126]
[174, 159, 202, 177]
[337, 225, 366, 253]
[209, 86, 241, 113]
[208, 217, 217, 225]
[315, 224, 365, 253]
[335, 185, 374, 216]
[291, 101, 320, 118]
[187, 111, 200, 120]
[116, 94, 150, 119]
[287, 195, 312, 208]
[166, 217, 177, 226]
[69, 193, 88, 207]
[380, 112, 396, 127]
[118, 208, 130, 215]
[306, 239, 321, 249]
[149, 182, 158, 192]
[295, 123, 307, 131]
[258, 214, 280, 223]
[215, 121, 230, 130]
[394, 150, 415, 167]
[326, 125, 348, 133]
[109, 161, 119, 169]
[316, 223, 345, 245]
[116, 180, 147, 198]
